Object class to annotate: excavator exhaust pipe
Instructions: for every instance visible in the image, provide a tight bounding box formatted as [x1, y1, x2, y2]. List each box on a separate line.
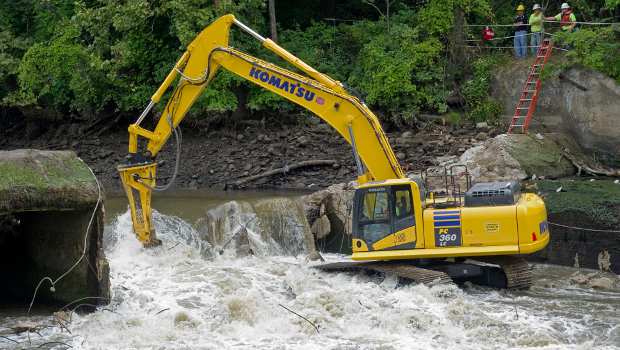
[118, 162, 161, 247]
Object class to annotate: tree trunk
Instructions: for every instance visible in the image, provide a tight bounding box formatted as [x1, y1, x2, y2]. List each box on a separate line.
[386, 0, 390, 33]
[268, 0, 278, 42]
[230, 85, 248, 125]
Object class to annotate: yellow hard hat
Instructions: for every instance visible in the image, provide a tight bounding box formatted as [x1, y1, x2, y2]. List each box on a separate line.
[517, 4, 525, 10]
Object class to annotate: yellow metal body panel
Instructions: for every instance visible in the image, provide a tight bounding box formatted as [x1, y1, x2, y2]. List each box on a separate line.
[516, 193, 550, 254]
[352, 245, 520, 260]
[460, 206, 518, 247]
[371, 225, 417, 251]
[352, 239, 369, 252]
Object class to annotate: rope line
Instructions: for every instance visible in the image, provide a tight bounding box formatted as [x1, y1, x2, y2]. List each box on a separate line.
[27, 159, 103, 315]
[549, 221, 620, 233]
[465, 23, 532, 27]
[543, 20, 620, 25]
[466, 20, 619, 27]
[461, 45, 569, 51]
[466, 32, 537, 41]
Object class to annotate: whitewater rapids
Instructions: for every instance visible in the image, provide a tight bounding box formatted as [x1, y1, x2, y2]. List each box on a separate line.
[3, 196, 619, 349]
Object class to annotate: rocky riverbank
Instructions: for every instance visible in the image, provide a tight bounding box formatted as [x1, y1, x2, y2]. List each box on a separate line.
[0, 119, 501, 193]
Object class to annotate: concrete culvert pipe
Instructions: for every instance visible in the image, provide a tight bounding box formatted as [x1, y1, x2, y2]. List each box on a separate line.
[0, 149, 109, 310]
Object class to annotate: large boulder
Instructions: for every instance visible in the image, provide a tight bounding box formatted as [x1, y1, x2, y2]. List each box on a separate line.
[491, 63, 620, 167]
[302, 182, 355, 252]
[439, 133, 575, 184]
[0, 149, 109, 307]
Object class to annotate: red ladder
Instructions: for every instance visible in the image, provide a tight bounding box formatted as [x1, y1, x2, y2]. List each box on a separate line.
[507, 38, 553, 134]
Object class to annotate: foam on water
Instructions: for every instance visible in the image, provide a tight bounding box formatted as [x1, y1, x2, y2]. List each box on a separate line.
[6, 201, 619, 349]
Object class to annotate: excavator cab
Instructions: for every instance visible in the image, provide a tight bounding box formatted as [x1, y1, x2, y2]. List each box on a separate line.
[352, 180, 425, 254]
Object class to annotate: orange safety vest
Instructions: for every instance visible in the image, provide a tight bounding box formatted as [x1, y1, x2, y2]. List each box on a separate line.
[561, 10, 574, 26]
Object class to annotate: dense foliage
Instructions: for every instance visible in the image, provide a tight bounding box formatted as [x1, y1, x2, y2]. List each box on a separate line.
[555, 27, 620, 81]
[0, 0, 617, 125]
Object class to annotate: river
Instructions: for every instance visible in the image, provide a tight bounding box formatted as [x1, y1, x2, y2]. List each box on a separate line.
[1, 192, 619, 349]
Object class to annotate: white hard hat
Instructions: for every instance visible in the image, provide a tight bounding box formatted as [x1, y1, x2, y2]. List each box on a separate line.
[533, 4, 541, 10]
[561, 3, 570, 9]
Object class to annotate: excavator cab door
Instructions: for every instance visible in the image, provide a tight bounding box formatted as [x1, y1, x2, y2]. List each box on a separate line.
[352, 184, 419, 252]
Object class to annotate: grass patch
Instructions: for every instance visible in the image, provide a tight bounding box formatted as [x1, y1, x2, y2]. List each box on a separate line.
[537, 179, 620, 227]
[0, 153, 93, 191]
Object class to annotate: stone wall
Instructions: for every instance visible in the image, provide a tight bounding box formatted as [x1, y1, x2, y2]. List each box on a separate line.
[0, 149, 109, 307]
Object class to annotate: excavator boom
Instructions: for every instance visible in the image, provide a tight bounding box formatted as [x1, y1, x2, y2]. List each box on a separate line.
[118, 14, 403, 245]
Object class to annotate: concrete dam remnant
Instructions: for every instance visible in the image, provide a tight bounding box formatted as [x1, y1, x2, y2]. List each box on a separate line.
[0, 149, 109, 308]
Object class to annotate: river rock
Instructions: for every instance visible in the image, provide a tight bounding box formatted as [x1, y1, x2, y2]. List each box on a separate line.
[311, 213, 331, 240]
[569, 271, 619, 289]
[303, 182, 355, 242]
[475, 122, 489, 129]
[297, 135, 310, 146]
[588, 277, 616, 290]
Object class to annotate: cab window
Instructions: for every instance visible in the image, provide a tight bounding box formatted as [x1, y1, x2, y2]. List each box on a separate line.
[357, 188, 390, 243]
[393, 186, 415, 232]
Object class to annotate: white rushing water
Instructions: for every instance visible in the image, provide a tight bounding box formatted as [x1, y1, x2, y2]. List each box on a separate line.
[3, 198, 620, 349]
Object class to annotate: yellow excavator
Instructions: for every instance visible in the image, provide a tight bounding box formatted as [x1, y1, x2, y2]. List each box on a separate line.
[118, 14, 549, 289]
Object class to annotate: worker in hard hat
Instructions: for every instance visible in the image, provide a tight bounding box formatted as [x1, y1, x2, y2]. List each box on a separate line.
[529, 4, 544, 54]
[546, 3, 577, 32]
[513, 4, 528, 58]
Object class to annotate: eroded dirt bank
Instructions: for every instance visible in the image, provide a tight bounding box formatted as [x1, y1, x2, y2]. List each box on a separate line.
[0, 120, 499, 192]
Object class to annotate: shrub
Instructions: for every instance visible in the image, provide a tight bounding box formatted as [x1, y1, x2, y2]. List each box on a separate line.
[461, 55, 505, 123]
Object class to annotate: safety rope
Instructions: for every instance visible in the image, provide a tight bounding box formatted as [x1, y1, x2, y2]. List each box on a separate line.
[460, 44, 568, 51]
[548, 221, 620, 233]
[465, 20, 619, 27]
[465, 23, 532, 27]
[543, 20, 620, 25]
[465, 32, 537, 42]
[27, 159, 103, 315]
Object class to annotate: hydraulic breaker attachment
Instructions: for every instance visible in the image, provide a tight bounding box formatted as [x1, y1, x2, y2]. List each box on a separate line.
[117, 162, 161, 247]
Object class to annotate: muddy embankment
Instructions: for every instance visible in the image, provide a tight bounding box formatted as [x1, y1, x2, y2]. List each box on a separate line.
[0, 118, 500, 192]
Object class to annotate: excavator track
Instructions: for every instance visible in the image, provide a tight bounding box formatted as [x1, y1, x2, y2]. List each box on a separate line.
[314, 256, 533, 290]
[471, 256, 533, 290]
[313, 261, 452, 286]
[368, 263, 453, 286]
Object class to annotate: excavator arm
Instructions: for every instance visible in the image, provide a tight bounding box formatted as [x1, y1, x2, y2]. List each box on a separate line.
[118, 14, 404, 245]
